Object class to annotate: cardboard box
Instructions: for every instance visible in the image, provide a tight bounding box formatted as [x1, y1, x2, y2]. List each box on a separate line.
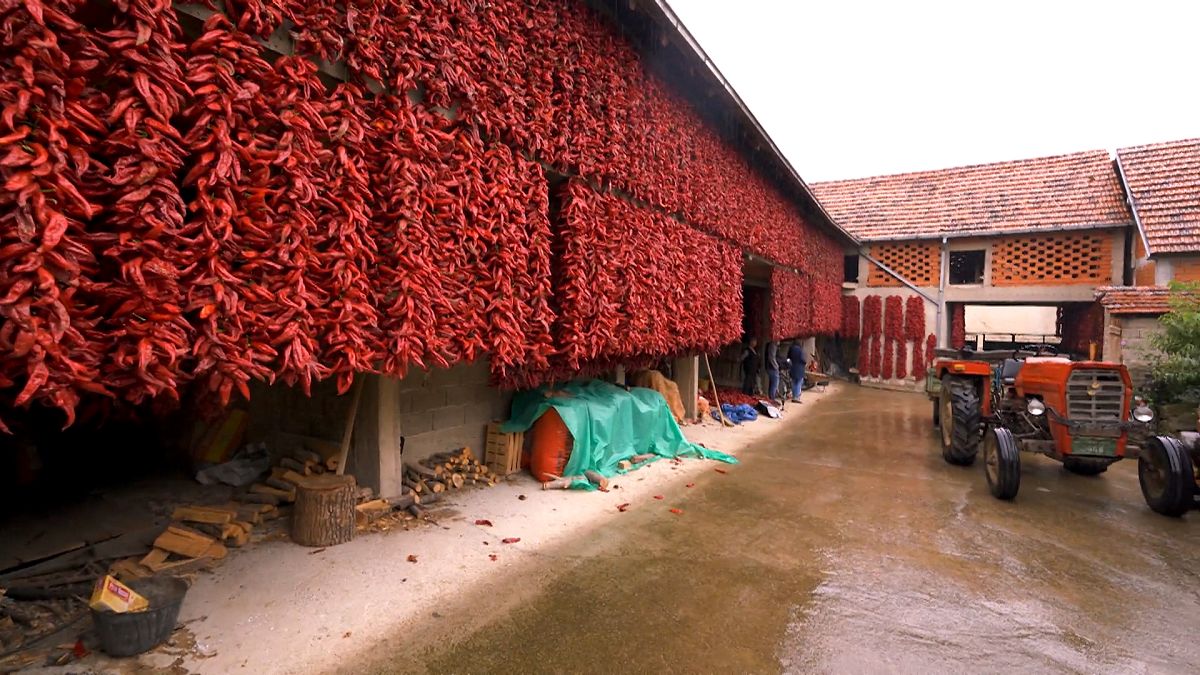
[89, 575, 149, 613]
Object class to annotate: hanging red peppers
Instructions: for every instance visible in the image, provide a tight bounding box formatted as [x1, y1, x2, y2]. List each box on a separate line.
[841, 296, 861, 339]
[769, 270, 810, 340]
[0, 0, 851, 427]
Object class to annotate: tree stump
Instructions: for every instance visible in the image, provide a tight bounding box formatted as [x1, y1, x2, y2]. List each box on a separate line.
[291, 474, 356, 547]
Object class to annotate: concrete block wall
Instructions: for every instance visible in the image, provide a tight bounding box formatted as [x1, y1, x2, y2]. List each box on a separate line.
[240, 358, 513, 495]
[392, 359, 513, 465]
[1112, 316, 1162, 388]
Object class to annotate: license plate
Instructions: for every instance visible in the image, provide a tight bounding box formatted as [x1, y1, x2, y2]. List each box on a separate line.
[1072, 436, 1117, 457]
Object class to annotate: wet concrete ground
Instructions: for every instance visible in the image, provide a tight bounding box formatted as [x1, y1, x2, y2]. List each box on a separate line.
[374, 386, 1200, 674]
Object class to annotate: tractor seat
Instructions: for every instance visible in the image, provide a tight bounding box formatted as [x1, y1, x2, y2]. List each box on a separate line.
[1000, 358, 1023, 385]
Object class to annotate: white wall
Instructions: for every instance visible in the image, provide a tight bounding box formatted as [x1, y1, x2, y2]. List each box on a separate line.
[965, 305, 1057, 335]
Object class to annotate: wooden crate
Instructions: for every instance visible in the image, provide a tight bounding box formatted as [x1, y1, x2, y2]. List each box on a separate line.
[485, 422, 523, 476]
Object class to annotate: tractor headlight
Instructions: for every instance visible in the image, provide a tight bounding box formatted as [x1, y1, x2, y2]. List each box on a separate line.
[1027, 399, 1046, 416]
[1133, 405, 1154, 423]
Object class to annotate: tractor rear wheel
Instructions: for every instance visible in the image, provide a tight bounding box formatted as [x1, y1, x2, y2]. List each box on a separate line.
[1063, 458, 1110, 476]
[983, 427, 1020, 500]
[939, 376, 980, 466]
[932, 399, 940, 428]
[1139, 436, 1195, 517]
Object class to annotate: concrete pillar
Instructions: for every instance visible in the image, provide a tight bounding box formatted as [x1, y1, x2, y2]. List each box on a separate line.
[375, 375, 403, 499]
[673, 355, 699, 420]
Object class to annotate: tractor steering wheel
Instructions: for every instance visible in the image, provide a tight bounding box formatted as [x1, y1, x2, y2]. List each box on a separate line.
[1020, 344, 1058, 357]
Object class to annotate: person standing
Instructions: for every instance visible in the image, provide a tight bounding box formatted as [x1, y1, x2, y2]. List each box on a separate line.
[740, 337, 760, 395]
[787, 340, 807, 403]
[765, 340, 780, 402]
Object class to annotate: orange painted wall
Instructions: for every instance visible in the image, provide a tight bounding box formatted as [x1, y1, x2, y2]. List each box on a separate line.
[991, 232, 1113, 286]
[1173, 256, 1200, 283]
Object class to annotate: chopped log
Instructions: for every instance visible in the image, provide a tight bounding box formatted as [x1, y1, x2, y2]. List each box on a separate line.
[265, 476, 297, 494]
[292, 448, 323, 465]
[403, 477, 424, 493]
[584, 471, 609, 490]
[291, 474, 357, 547]
[407, 504, 424, 518]
[109, 558, 153, 581]
[223, 524, 250, 547]
[383, 493, 416, 510]
[406, 460, 439, 481]
[148, 554, 216, 575]
[631, 453, 656, 464]
[427, 480, 445, 493]
[448, 473, 465, 489]
[306, 459, 326, 475]
[237, 492, 281, 506]
[541, 474, 585, 490]
[139, 548, 170, 569]
[153, 526, 218, 559]
[416, 492, 439, 507]
[617, 460, 632, 471]
[250, 483, 295, 502]
[354, 499, 394, 528]
[279, 457, 310, 475]
[462, 447, 478, 463]
[325, 456, 340, 472]
[188, 522, 226, 540]
[171, 505, 236, 524]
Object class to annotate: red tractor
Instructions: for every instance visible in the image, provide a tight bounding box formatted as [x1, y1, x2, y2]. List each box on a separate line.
[927, 345, 1196, 516]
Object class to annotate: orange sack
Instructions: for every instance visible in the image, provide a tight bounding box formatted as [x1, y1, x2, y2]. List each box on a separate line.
[529, 408, 573, 482]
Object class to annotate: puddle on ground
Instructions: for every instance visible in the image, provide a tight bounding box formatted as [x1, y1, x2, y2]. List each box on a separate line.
[360, 387, 1200, 674]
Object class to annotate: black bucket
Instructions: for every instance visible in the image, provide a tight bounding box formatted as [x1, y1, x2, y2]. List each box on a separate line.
[92, 576, 189, 657]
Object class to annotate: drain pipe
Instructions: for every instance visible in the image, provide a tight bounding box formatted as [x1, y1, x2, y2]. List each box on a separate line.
[935, 236, 949, 348]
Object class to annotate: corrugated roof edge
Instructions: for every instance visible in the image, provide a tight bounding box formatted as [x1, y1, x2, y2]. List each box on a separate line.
[589, 0, 858, 249]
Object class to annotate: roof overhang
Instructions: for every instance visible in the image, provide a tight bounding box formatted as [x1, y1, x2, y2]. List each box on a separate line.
[855, 222, 1131, 244]
[584, 0, 859, 248]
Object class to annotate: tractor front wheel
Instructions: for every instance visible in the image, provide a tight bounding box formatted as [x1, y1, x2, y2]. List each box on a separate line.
[939, 376, 981, 466]
[983, 427, 1020, 500]
[1063, 458, 1111, 476]
[1139, 436, 1195, 517]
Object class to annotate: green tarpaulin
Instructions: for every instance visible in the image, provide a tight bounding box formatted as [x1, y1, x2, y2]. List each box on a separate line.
[502, 380, 737, 489]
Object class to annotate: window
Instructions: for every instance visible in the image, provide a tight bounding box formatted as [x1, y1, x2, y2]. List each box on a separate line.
[949, 250, 986, 285]
[843, 254, 860, 283]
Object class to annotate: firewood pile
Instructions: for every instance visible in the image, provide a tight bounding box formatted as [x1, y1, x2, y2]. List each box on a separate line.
[354, 447, 499, 532]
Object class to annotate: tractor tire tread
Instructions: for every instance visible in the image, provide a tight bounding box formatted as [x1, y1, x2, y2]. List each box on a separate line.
[942, 376, 981, 466]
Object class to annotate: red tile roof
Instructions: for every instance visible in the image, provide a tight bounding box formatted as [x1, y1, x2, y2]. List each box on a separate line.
[813, 150, 1132, 241]
[1116, 138, 1200, 255]
[1095, 286, 1180, 315]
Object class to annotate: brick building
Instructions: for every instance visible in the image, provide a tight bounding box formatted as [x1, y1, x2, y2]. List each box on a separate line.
[814, 150, 1132, 387]
[1097, 138, 1200, 384]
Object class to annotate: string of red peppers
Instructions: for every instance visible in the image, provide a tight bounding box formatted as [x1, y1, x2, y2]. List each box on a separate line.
[906, 296, 926, 380]
[841, 296, 860, 339]
[863, 296, 882, 378]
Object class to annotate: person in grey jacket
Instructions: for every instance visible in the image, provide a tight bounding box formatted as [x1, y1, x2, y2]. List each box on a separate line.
[765, 340, 780, 401]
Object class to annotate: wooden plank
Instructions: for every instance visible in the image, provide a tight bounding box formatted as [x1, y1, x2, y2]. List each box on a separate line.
[153, 526, 217, 559]
[171, 506, 236, 525]
[335, 377, 365, 476]
[139, 548, 170, 569]
[250, 483, 295, 502]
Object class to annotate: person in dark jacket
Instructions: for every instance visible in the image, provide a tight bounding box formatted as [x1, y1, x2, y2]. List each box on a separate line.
[787, 340, 807, 402]
[741, 337, 760, 395]
[765, 340, 780, 401]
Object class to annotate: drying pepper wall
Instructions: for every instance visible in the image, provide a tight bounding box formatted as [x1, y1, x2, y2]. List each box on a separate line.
[0, 0, 846, 430]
